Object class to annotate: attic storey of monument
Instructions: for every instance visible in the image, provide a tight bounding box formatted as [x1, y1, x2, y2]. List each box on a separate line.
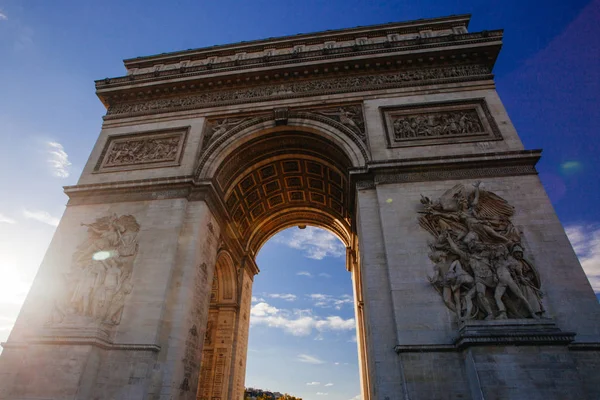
[1, 13, 600, 400]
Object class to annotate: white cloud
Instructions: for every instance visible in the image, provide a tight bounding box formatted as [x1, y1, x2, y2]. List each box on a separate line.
[348, 335, 357, 343]
[297, 271, 313, 278]
[309, 293, 353, 309]
[316, 393, 328, 396]
[297, 354, 325, 364]
[0, 11, 7, 21]
[318, 273, 332, 278]
[325, 383, 334, 387]
[348, 395, 362, 400]
[276, 226, 345, 260]
[267, 293, 297, 302]
[566, 224, 600, 292]
[306, 382, 320, 386]
[23, 209, 59, 227]
[0, 213, 16, 224]
[46, 141, 71, 178]
[250, 301, 355, 336]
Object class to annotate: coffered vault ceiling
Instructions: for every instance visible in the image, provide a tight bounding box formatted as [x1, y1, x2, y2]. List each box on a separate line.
[214, 131, 352, 252]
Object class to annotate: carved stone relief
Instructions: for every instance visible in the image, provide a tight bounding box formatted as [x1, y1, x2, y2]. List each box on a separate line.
[106, 65, 491, 118]
[382, 99, 501, 147]
[202, 117, 254, 149]
[419, 182, 544, 321]
[314, 105, 366, 140]
[48, 214, 140, 326]
[95, 129, 187, 172]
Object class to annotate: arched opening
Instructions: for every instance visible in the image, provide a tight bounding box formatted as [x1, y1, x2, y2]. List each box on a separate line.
[196, 126, 369, 399]
[246, 225, 360, 400]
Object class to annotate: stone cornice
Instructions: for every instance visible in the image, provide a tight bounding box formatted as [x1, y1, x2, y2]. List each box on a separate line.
[122, 14, 473, 70]
[351, 150, 541, 187]
[98, 29, 501, 92]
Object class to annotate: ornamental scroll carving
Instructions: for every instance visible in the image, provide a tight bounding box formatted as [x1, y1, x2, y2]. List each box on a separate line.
[96, 129, 186, 171]
[49, 214, 140, 326]
[419, 183, 544, 321]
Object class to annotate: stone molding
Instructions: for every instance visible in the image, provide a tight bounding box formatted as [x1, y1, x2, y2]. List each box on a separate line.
[351, 150, 541, 187]
[104, 64, 492, 119]
[454, 319, 576, 349]
[1, 338, 161, 352]
[381, 98, 502, 148]
[100, 29, 498, 88]
[395, 320, 576, 353]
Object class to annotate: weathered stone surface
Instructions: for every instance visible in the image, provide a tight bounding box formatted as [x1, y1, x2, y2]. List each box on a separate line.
[1, 13, 600, 400]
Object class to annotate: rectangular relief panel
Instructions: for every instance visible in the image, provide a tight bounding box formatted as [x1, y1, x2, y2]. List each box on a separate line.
[381, 99, 502, 148]
[94, 127, 189, 172]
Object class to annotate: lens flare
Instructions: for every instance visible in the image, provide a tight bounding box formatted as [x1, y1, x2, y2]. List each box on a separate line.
[560, 161, 583, 175]
[92, 251, 112, 261]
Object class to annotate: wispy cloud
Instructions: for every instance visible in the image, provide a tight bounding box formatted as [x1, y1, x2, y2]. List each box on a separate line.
[0, 213, 16, 224]
[316, 393, 329, 396]
[276, 227, 345, 259]
[306, 382, 321, 386]
[46, 141, 71, 178]
[0, 11, 7, 21]
[566, 224, 600, 292]
[250, 302, 355, 336]
[297, 271, 313, 278]
[309, 293, 353, 310]
[23, 209, 59, 227]
[266, 293, 297, 302]
[297, 354, 325, 364]
[325, 383, 334, 387]
[318, 273, 332, 278]
[348, 395, 362, 400]
[251, 296, 265, 303]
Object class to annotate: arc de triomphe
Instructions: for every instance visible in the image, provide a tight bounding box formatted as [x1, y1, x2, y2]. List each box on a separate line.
[1, 14, 599, 400]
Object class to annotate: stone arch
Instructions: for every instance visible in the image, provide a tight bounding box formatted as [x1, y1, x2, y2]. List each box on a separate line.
[196, 120, 369, 399]
[213, 250, 237, 302]
[195, 111, 370, 181]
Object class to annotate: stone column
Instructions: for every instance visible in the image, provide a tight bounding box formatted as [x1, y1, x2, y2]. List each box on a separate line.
[227, 263, 255, 400]
[355, 187, 406, 399]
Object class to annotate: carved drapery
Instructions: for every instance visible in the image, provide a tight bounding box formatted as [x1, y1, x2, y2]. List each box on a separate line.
[48, 214, 140, 326]
[419, 183, 544, 321]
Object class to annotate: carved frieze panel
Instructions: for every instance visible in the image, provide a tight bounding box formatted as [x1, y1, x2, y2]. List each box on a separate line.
[419, 183, 544, 321]
[95, 128, 188, 172]
[106, 65, 491, 118]
[48, 214, 140, 327]
[382, 99, 501, 147]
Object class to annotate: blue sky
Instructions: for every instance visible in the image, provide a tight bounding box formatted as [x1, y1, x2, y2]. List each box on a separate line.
[0, 1, 599, 399]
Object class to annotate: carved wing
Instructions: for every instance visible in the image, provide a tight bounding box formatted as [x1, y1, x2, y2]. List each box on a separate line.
[474, 189, 514, 220]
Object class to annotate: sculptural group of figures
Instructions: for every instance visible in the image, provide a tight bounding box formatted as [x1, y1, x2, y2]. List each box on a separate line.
[50, 214, 140, 326]
[106, 136, 180, 166]
[393, 110, 483, 140]
[419, 182, 544, 320]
